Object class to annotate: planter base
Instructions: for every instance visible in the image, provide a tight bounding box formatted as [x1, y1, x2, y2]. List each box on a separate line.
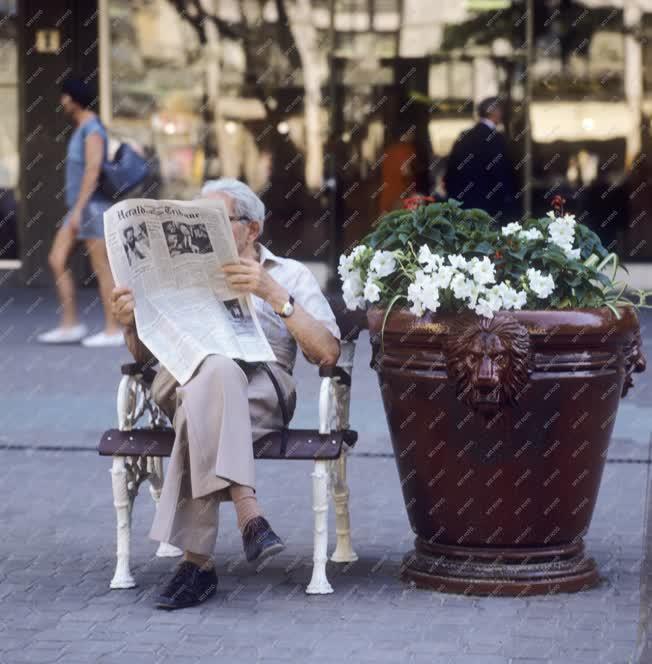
[400, 538, 600, 596]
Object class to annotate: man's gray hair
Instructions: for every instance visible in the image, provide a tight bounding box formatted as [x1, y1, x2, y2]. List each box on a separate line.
[201, 178, 266, 234]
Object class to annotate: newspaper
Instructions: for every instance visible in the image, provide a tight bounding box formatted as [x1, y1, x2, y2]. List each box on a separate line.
[104, 198, 276, 385]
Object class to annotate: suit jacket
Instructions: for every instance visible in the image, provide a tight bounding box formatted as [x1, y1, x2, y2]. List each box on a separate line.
[445, 121, 518, 221]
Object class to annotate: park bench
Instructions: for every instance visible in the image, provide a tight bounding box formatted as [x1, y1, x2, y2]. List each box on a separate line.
[98, 294, 366, 595]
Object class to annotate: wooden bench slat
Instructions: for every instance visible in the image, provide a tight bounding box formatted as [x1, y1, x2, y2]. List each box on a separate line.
[98, 428, 175, 457]
[254, 428, 357, 460]
[98, 427, 358, 460]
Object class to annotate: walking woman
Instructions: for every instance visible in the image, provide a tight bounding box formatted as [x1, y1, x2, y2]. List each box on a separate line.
[37, 77, 123, 347]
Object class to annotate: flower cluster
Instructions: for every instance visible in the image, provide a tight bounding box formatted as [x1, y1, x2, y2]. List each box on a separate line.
[338, 199, 621, 319]
[338, 245, 367, 310]
[501, 222, 543, 242]
[339, 246, 400, 310]
[502, 214, 580, 260]
[341, 245, 554, 319]
[546, 211, 581, 259]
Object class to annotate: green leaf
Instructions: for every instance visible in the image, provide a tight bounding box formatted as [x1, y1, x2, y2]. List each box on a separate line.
[423, 228, 443, 244]
[473, 241, 494, 255]
[506, 246, 527, 261]
[605, 302, 622, 319]
[597, 252, 619, 283]
[380, 293, 405, 355]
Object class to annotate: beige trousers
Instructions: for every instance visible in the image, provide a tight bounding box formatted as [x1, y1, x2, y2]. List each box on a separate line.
[148, 354, 296, 556]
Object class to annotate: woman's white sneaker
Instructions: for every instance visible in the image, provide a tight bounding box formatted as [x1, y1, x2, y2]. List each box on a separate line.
[81, 331, 125, 347]
[37, 324, 88, 344]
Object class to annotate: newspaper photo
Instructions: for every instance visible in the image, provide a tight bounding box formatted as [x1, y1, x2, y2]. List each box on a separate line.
[104, 198, 277, 385]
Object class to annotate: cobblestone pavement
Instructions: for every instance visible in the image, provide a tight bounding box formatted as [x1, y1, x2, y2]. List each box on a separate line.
[0, 287, 651, 664]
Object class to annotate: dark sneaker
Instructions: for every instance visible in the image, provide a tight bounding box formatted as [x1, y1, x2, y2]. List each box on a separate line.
[242, 516, 285, 563]
[155, 560, 217, 610]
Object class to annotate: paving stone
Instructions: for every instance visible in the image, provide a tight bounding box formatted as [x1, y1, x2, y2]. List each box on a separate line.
[2, 648, 66, 663]
[97, 654, 161, 664]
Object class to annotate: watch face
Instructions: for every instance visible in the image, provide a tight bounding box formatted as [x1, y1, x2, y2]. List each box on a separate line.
[282, 301, 294, 316]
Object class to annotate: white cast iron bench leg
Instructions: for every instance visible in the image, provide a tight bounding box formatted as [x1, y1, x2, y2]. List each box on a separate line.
[306, 338, 359, 593]
[109, 375, 139, 589]
[306, 459, 333, 594]
[330, 451, 358, 563]
[329, 340, 358, 563]
[306, 375, 336, 594]
[110, 455, 136, 589]
[109, 373, 181, 589]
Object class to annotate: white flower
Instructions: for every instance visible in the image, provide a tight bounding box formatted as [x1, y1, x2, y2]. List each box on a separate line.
[546, 210, 557, 220]
[342, 271, 365, 310]
[565, 247, 581, 260]
[487, 285, 504, 309]
[409, 299, 425, 316]
[519, 228, 543, 241]
[407, 281, 422, 300]
[369, 250, 397, 278]
[337, 254, 352, 279]
[407, 282, 425, 316]
[548, 215, 576, 253]
[469, 256, 496, 286]
[417, 245, 443, 273]
[430, 265, 455, 290]
[447, 254, 468, 271]
[420, 282, 441, 313]
[413, 269, 430, 288]
[465, 281, 484, 308]
[549, 226, 574, 249]
[339, 245, 368, 279]
[342, 289, 364, 310]
[472, 283, 504, 318]
[363, 279, 381, 303]
[526, 268, 555, 299]
[497, 282, 527, 310]
[474, 297, 499, 318]
[502, 222, 522, 236]
[451, 273, 473, 300]
[418, 244, 435, 264]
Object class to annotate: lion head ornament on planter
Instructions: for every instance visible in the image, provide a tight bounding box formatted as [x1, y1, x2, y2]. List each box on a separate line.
[446, 313, 533, 414]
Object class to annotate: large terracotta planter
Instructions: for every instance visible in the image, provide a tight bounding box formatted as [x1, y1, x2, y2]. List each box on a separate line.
[367, 306, 646, 596]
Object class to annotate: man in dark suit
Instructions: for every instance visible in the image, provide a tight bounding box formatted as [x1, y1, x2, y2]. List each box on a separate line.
[444, 97, 519, 224]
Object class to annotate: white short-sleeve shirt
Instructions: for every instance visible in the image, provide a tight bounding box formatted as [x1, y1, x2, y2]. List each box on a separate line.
[250, 242, 341, 374]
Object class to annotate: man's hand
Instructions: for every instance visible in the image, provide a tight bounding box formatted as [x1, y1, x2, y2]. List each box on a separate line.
[111, 286, 136, 328]
[222, 258, 288, 312]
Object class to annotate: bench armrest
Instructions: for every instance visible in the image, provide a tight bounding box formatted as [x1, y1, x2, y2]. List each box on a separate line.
[121, 361, 158, 385]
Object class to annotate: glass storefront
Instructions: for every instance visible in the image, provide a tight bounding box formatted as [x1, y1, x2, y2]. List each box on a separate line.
[8, 0, 648, 273]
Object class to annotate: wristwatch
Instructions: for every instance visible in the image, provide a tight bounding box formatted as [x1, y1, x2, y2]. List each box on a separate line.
[278, 294, 295, 318]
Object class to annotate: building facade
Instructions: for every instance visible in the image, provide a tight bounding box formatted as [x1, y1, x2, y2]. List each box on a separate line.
[3, 0, 652, 287]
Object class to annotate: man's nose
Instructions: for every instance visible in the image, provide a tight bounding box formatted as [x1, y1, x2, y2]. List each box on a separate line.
[476, 356, 497, 387]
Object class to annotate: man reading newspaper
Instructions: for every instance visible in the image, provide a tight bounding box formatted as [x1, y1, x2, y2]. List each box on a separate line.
[109, 179, 341, 610]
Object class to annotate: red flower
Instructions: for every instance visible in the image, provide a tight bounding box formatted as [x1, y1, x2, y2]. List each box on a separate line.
[550, 195, 566, 217]
[403, 195, 436, 210]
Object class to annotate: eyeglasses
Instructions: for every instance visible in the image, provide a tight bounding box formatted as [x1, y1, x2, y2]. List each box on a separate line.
[229, 216, 249, 224]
